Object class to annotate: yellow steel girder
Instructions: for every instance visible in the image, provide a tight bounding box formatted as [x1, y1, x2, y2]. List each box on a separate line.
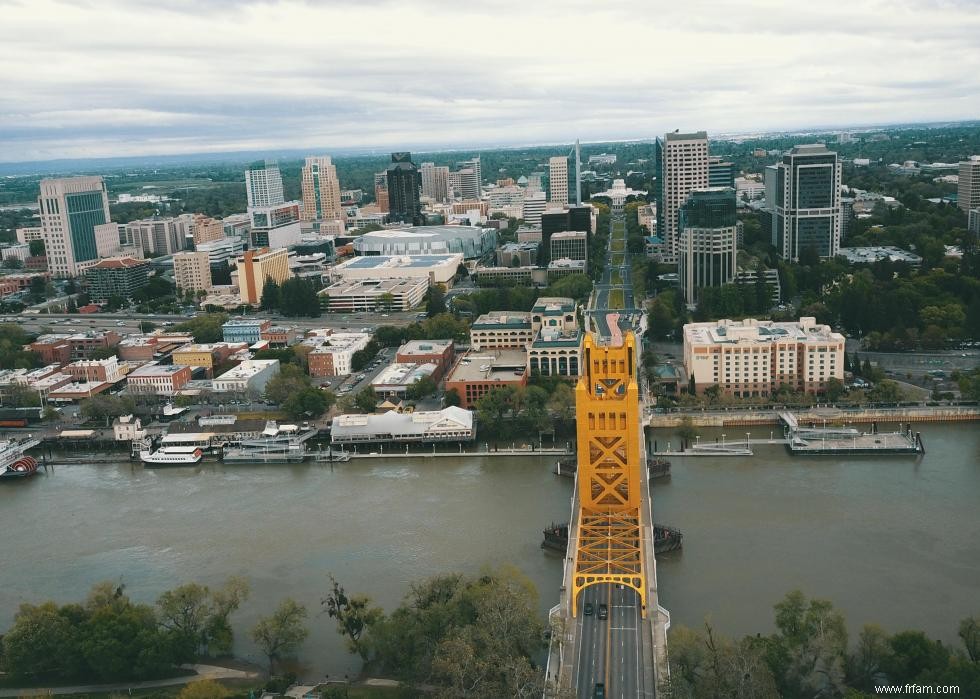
[571, 332, 648, 617]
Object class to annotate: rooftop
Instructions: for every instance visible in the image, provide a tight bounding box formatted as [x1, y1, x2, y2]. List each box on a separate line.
[371, 362, 437, 388]
[89, 257, 148, 270]
[337, 254, 461, 270]
[397, 339, 453, 356]
[331, 406, 473, 439]
[129, 363, 189, 377]
[447, 350, 528, 383]
[355, 225, 489, 242]
[532, 297, 576, 314]
[685, 317, 844, 346]
[214, 359, 279, 381]
[471, 311, 532, 330]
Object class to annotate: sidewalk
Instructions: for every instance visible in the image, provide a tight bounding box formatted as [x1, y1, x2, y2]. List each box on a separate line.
[0, 664, 259, 697]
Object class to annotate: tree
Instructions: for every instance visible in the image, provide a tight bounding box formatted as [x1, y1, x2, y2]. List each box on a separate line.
[443, 387, 461, 407]
[29, 239, 45, 257]
[250, 598, 309, 672]
[323, 575, 384, 658]
[405, 374, 437, 401]
[546, 382, 575, 423]
[175, 313, 228, 343]
[282, 386, 334, 419]
[3, 383, 41, 408]
[825, 377, 845, 402]
[264, 364, 312, 405]
[677, 416, 697, 444]
[425, 285, 447, 317]
[959, 616, 980, 664]
[353, 386, 378, 413]
[278, 277, 320, 317]
[259, 278, 281, 311]
[0, 601, 86, 680]
[769, 590, 849, 697]
[155, 576, 250, 660]
[2, 256, 24, 269]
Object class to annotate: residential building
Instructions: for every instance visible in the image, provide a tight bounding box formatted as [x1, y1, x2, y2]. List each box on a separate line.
[317, 278, 428, 312]
[677, 188, 738, 303]
[245, 161, 285, 208]
[444, 350, 529, 409]
[330, 406, 475, 445]
[469, 312, 533, 350]
[222, 319, 272, 344]
[120, 217, 190, 257]
[330, 253, 462, 286]
[386, 152, 423, 225]
[549, 230, 588, 262]
[421, 162, 450, 202]
[549, 156, 569, 205]
[496, 242, 539, 267]
[395, 340, 455, 381]
[38, 176, 114, 277]
[766, 144, 842, 260]
[85, 257, 151, 302]
[173, 251, 213, 294]
[683, 317, 845, 397]
[303, 332, 372, 377]
[192, 215, 225, 246]
[459, 156, 482, 197]
[237, 247, 290, 305]
[301, 155, 344, 230]
[958, 156, 980, 213]
[657, 131, 710, 264]
[212, 359, 280, 394]
[127, 363, 192, 395]
[64, 356, 123, 384]
[371, 362, 438, 398]
[352, 225, 495, 260]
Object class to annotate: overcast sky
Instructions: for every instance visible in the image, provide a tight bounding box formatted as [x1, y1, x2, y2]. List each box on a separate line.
[1, 0, 979, 162]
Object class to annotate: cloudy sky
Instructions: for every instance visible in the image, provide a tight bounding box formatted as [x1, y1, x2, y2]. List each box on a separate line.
[1, 0, 979, 162]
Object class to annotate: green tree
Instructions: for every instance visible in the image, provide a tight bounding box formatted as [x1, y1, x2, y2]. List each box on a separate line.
[176, 680, 230, 699]
[250, 598, 309, 672]
[443, 387, 462, 407]
[825, 377, 845, 402]
[155, 576, 250, 660]
[405, 374, 437, 401]
[353, 386, 378, 413]
[278, 277, 320, 317]
[175, 313, 228, 343]
[264, 364, 312, 405]
[29, 239, 45, 257]
[282, 386, 334, 419]
[323, 575, 384, 659]
[0, 601, 86, 680]
[425, 285, 447, 316]
[259, 278, 281, 311]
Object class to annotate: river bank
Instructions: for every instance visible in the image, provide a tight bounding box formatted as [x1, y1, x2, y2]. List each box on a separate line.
[648, 404, 980, 427]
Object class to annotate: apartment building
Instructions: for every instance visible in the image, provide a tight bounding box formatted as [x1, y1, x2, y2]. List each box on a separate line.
[683, 317, 845, 397]
[173, 251, 213, 294]
[301, 155, 344, 229]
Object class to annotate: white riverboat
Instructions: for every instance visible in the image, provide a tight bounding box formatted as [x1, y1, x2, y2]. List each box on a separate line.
[139, 445, 203, 467]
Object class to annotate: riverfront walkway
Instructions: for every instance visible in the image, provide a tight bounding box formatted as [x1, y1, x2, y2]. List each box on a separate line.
[0, 664, 259, 697]
[649, 405, 980, 428]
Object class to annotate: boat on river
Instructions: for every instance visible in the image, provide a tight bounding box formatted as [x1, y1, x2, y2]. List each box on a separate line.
[221, 422, 310, 464]
[139, 445, 203, 467]
[0, 439, 41, 480]
[541, 522, 683, 555]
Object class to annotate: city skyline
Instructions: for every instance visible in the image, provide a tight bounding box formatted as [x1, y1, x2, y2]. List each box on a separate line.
[2, 0, 980, 162]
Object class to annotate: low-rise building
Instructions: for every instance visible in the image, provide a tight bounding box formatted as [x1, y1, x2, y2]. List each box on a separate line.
[64, 356, 123, 384]
[113, 414, 146, 442]
[222, 319, 272, 344]
[330, 406, 475, 445]
[262, 326, 292, 347]
[303, 332, 372, 377]
[837, 246, 923, 266]
[318, 278, 428, 312]
[212, 359, 280, 394]
[330, 253, 462, 286]
[531, 297, 577, 334]
[371, 362, 438, 398]
[528, 327, 583, 377]
[472, 266, 537, 286]
[395, 340, 455, 381]
[171, 343, 247, 376]
[444, 350, 528, 409]
[127, 363, 193, 395]
[48, 381, 112, 402]
[496, 242, 539, 267]
[469, 312, 533, 350]
[549, 231, 588, 262]
[547, 258, 586, 279]
[683, 317, 845, 397]
[29, 332, 120, 364]
[84, 257, 151, 302]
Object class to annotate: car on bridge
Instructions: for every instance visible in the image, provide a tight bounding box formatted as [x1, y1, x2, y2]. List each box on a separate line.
[598, 603, 608, 620]
[593, 682, 605, 698]
[584, 601, 594, 616]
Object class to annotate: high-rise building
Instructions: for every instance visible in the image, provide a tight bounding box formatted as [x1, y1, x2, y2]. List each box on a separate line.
[236, 247, 290, 305]
[969, 208, 980, 235]
[658, 131, 710, 264]
[245, 161, 285, 208]
[538, 205, 593, 266]
[386, 152, 423, 226]
[192, 215, 225, 246]
[958, 156, 980, 213]
[173, 251, 213, 294]
[766, 144, 842, 260]
[38, 176, 115, 277]
[249, 202, 302, 248]
[120, 217, 190, 257]
[523, 191, 547, 226]
[421, 162, 450, 202]
[677, 188, 738, 303]
[454, 157, 482, 199]
[85, 257, 151, 301]
[708, 156, 735, 189]
[549, 156, 569, 205]
[301, 155, 344, 230]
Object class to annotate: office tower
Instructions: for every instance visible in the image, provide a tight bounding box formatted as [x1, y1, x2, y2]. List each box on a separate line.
[237, 247, 290, 305]
[421, 162, 450, 202]
[452, 167, 480, 200]
[708, 156, 735, 189]
[173, 251, 213, 294]
[658, 131, 710, 264]
[245, 160, 285, 208]
[373, 172, 389, 212]
[550, 231, 588, 262]
[38, 176, 115, 277]
[85, 257, 151, 302]
[549, 156, 569, 205]
[840, 198, 855, 241]
[958, 156, 980, 213]
[767, 144, 842, 260]
[677, 188, 738, 303]
[539, 205, 592, 266]
[122, 217, 189, 257]
[526, 172, 544, 194]
[385, 152, 423, 226]
[301, 155, 344, 230]
[523, 191, 547, 226]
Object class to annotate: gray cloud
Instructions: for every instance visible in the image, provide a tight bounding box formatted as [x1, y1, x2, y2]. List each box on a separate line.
[1, 0, 979, 161]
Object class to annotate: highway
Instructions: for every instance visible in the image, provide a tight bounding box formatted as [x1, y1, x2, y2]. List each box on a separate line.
[575, 583, 649, 698]
[590, 213, 640, 339]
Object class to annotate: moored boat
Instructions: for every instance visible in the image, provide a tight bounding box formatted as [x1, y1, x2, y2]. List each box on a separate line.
[0, 439, 41, 480]
[139, 445, 203, 467]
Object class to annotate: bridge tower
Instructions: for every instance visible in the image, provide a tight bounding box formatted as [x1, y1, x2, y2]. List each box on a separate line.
[571, 330, 648, 617]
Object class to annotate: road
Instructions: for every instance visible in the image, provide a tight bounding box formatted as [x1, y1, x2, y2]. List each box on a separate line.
[589, 213, 641, 339]
[575, 583, 648, 698]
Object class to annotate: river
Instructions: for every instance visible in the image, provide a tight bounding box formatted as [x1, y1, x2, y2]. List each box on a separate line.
[1, 422, 978, 676]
